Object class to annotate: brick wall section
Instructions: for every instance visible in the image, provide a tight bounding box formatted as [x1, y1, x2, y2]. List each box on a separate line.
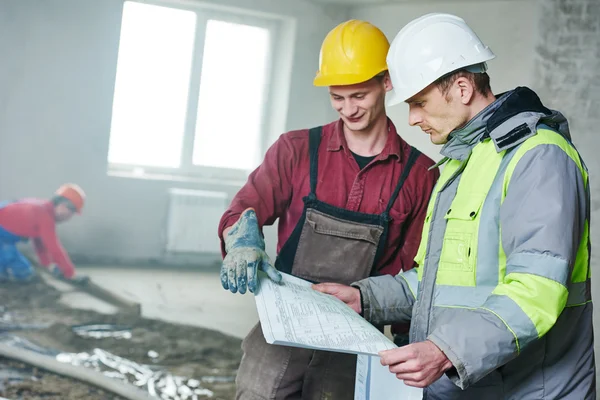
[534, 0, 600, 149]
[533, 0, 599, 251]
[532, 0, 600, 377]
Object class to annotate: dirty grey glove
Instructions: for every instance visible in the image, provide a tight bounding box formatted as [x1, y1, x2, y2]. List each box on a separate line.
[221, 208, 282, 294]
[71, 275, 90, 285]
[50, 264, 88, 285]
[50, 264, 66, 280]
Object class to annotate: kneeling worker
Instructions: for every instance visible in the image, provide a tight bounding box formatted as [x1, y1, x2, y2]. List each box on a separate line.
[0, 184, 88, 283]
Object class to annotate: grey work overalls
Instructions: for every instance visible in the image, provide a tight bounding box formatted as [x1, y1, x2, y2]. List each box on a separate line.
[236, 126, 419, 400]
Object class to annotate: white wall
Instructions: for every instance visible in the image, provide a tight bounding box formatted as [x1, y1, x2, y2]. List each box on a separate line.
[349, 0, 539, 162]
[0, 0, 345, 264]
[0, 0, 547, 265]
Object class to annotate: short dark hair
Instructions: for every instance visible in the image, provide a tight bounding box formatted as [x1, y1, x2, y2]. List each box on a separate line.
[435, 69, 492, 100]
[373, 71, 388, 82]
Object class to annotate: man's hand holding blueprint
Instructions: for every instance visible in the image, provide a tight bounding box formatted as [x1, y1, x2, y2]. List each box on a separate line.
[254, 272, 423, 400]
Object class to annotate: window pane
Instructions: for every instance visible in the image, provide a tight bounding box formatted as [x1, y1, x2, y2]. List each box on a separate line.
[108, 2, 196, 168]
[193, 20, 270, 170]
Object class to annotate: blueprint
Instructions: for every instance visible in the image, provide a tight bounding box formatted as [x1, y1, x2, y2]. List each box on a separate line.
[254, 272, 396, 356]
[355, 354, 423, 400]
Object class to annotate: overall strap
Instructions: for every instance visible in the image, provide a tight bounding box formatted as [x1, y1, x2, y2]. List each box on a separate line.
[308, 126, 323, 196]
[385, 146, 421, 214]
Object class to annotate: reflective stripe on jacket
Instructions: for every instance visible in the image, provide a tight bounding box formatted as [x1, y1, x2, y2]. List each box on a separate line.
[354, 87, 595, 399]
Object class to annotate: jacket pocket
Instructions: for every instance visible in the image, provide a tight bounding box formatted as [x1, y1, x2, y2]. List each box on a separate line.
[437, 193, 486, 287]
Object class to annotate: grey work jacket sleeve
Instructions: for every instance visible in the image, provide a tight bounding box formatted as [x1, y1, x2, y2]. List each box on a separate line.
[352, 269, 417, 326]
[428, 144, 587, 389]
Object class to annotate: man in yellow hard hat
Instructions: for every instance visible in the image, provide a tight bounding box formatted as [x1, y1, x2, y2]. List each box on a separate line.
[217, 20, 439, 399]
[0, 184, 89, 284]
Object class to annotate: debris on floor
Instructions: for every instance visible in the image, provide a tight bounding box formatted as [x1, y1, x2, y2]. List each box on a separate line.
[56, 348, 215, 399]
[0, 357, 124, 400]
[72, 324, 133, 340]
[0, 278, 242, 399]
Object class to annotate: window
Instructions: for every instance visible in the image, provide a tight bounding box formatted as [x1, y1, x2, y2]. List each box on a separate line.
[108, 2, 196, 168]
[107, 1, 278, 178]
[193, 20, 270, 170]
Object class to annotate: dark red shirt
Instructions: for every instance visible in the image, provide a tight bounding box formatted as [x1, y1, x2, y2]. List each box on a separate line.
[0, 199, 75, 278]
[219, 119, 439, 277]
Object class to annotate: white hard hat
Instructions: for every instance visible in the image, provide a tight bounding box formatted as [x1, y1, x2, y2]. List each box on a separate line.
[386, 13, 496, 106]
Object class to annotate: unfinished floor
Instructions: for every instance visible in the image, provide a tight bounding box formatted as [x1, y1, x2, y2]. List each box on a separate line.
[66, 266, 259, 339]
[0, 267, 248, 399]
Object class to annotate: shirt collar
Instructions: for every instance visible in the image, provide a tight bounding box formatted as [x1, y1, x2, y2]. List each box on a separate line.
[327, 118, 403, 163]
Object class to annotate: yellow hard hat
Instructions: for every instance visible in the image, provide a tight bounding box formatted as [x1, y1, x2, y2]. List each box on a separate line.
[314, 20, 390, 87]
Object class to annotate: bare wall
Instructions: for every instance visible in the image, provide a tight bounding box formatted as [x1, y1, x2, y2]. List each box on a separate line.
[530, 0, 600, 383]
[0, 0, 345, 264]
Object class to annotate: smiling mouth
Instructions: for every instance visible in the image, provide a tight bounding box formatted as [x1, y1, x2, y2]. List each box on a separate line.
[347, 116, 363, 123]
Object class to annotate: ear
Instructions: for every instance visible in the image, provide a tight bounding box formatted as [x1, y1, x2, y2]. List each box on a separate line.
[383, 71, 393, 93]
[454, 76, 475, 105]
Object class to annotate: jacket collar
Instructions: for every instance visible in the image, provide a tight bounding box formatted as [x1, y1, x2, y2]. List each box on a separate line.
[439, 92, 507, 161]
[438, 86, 567, 163]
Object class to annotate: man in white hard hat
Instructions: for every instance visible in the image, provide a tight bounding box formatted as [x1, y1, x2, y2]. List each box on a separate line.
[314, 13, 595, 399]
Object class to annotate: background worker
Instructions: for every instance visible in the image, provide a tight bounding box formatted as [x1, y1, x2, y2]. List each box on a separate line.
[0, 183, 89, 284]
[315, 13, 594, 399]
[218, 20, 439, 399]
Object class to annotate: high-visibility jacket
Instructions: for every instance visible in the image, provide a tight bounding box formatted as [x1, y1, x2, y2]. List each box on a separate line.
[354, 87, 594, 399]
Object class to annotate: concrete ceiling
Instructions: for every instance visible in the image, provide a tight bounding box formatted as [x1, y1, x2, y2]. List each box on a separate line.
[308, 0, 505, 4]
[308, 0, 417, 3]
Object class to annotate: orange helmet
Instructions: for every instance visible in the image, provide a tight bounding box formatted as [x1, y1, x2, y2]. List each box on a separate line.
[55, 183, 85, 214]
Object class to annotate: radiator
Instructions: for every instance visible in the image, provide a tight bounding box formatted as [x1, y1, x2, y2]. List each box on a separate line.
[165, 188, 228, 254]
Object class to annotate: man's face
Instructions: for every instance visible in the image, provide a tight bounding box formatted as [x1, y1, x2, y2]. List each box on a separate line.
[54, 202, 76, 223]
[329, 74, 392, 133]
[406, 84, 470, 145]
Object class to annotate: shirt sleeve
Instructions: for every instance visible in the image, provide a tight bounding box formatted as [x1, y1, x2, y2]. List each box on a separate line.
[33, 238, 51, 266]
[218, 133, 298, 256]
[37, 212, 76, 279]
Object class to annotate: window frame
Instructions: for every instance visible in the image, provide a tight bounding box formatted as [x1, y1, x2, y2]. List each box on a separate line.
[107, 0, 282, 183]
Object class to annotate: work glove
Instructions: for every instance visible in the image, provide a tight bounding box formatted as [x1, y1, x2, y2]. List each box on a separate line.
[70, 275, 90, 286]
[50, 264, 65, 280]
[50, 264, 89, 285]
[221, 208, 282, 294]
